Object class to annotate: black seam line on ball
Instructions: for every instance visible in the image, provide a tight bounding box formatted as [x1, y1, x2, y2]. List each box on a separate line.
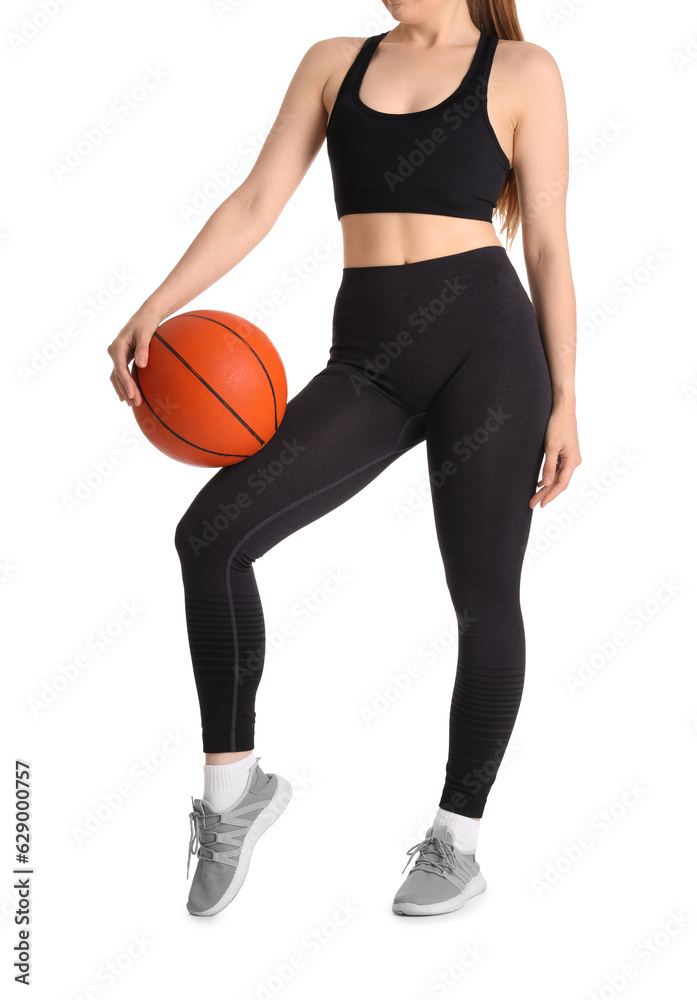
[186, 314, 280, 431]
[133, 366, 252, 459]
[153, 329, 265, 446]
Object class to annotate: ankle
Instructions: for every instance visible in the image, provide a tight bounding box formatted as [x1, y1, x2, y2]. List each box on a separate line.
[434, 806, 481, 853]
[205, 750, 254, 765]
[202, 750, 257, 811]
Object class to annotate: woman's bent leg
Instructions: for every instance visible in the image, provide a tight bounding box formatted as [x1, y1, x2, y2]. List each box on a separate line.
[174, 364, 420, 753]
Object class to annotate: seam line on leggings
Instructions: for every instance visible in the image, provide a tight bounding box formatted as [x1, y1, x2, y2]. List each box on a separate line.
[225, 444, 411, 745]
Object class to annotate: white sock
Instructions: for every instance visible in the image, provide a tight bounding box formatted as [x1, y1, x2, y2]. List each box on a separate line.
[203, 752, 257, 811]
[433, 806, 480, 854]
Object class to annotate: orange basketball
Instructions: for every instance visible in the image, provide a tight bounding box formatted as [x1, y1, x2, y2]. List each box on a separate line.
[131, 309, 287, 467]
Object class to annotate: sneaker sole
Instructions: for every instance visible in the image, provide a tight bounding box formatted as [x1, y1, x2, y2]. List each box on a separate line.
[392, 873, 487, 916]
[187, 773, 293, 917]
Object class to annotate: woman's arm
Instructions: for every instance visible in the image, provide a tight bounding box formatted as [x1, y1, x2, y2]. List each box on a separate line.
[508, 41, 582, 507]
[108, 38, 339, 406]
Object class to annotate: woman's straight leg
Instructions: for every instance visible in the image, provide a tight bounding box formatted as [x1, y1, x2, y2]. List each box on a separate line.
[424, 297, 553, 818]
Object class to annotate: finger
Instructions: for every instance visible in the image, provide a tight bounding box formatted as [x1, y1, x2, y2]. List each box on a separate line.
[529, 481, 554, 508]
[538, 448, 560, 487]
[113, 339, 139, 402]
[110, 372, 125, 402]
[540, 488, 563, 507]
[111, 369, 133, 406]
[133, 333, 151, 369]
[540, 471, 573, 507]
[111, 370, 130, 404]
[129, 362, 143, 406]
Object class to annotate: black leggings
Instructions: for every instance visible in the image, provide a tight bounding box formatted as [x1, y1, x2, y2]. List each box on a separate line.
[174, 244, 552, 818]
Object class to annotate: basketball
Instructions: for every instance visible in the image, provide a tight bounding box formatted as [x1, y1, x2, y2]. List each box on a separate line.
[131, 310, 287, 467]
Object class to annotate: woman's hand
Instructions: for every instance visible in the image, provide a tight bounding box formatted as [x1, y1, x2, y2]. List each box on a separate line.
[107, 306, 162, 407]
[530, 404, 582, 509]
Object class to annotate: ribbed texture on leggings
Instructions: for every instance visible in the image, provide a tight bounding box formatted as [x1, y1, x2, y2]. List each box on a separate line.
[183, 590, 263, 751]
[438, 604, 525, 817]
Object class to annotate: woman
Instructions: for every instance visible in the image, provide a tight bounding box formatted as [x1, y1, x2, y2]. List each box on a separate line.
[107, 0, 581, 918]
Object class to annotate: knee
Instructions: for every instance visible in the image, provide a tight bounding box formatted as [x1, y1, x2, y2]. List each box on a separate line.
[450, 564, 521, 604]
[174, 513, 197, 562]
[174, 496, 255, 570]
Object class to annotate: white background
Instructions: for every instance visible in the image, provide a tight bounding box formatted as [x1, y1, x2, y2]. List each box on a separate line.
[3, 0, 696, 997]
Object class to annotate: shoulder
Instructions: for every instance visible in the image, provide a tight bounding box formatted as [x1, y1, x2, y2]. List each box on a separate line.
[300, 35, 370, 70]
[493, 40, 566, 132]
[493, 37, 563, 84]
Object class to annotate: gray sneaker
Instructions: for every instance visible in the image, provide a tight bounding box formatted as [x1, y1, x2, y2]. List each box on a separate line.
[392, 823, 487, 915]
[186, 757, 292, 916]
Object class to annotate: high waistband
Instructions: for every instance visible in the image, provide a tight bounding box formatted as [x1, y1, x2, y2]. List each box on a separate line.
[340, 244, 509, 288]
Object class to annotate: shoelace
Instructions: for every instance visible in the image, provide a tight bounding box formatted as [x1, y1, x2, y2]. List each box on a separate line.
[186, 795, 256, 878]
[401, 835, 457, 876]
[187, 796, 203, 879]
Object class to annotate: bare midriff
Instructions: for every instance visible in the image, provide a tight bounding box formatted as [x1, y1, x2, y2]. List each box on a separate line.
[339, 212, 504, 268]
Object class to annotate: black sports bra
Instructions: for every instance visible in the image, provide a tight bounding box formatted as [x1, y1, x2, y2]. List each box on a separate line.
[325, 30, 511, 222]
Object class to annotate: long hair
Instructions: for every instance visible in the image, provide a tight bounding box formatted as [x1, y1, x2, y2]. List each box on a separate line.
[468, 0, 524, 247]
